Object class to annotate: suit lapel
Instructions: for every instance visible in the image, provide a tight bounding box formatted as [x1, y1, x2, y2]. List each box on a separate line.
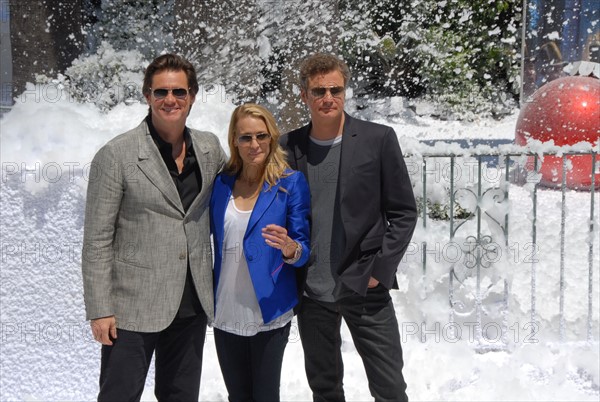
[339, 113, 359, 205]
[291, 124, 311, 176]
[186, 130, 214, 214]
[136, 122, 184, 214]
[213, 174, 235, 242]
[246, 180, 279, 236]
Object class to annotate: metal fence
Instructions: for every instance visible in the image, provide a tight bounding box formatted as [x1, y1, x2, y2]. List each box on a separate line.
[407, 146, 598, 350]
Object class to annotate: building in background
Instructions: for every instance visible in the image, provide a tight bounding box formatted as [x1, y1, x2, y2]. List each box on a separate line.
[0, 0, 12, 112]
[522, 0, 600, 100]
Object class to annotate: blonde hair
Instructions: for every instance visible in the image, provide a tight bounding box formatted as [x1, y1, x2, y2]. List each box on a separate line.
[225, 103, 291, 190]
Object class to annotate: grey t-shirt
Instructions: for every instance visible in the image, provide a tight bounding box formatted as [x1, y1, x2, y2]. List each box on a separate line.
[304, 136, 345, 302]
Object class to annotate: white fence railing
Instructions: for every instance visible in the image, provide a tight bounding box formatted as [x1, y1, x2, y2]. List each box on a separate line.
[403, 143, 598, 349]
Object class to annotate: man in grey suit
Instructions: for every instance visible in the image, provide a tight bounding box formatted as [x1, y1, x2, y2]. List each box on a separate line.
[280, 53, 418, 402]
[82, 54, 226, 401]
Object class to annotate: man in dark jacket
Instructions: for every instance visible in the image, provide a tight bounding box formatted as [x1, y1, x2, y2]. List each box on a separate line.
[280, 53, 417, 402]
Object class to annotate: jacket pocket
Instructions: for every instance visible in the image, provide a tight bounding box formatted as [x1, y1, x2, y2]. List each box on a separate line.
[115, 256, 151, 270]
[270, 262, 284, 283]
[351, 159, 378, 178]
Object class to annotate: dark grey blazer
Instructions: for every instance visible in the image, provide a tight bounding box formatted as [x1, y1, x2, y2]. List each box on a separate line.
[82, 120, 226, 332]
[280, 113, 417, 296]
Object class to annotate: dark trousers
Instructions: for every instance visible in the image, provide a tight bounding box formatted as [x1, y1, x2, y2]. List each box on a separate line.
[214, 323, 291, 402]
[98, 313, 207, 402]
[298, 286, 408, 402]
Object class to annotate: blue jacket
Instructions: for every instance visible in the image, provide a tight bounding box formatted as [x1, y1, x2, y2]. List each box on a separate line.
[210, 170, 310, 323]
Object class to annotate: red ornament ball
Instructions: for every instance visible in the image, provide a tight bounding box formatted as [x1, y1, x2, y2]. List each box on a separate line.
[516, 75, 600, 189]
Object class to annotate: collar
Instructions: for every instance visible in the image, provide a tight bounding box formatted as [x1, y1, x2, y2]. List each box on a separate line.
[146, 114, 192, 153]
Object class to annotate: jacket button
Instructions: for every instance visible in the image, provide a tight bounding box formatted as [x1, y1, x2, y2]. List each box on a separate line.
[247, 255, 253, 261]
[179, 253, 186, 260]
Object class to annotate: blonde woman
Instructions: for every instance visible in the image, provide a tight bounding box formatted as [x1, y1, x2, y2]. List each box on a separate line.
[209, 103, 310, 401]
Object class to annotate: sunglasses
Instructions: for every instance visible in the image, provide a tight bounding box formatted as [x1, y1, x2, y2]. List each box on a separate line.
[151, 88, 190, 100]
[237, 132, 271, 145]
[309, 86, 345, 99]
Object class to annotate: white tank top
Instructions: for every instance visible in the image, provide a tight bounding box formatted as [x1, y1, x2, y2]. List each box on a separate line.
[213, 196, 292, 336]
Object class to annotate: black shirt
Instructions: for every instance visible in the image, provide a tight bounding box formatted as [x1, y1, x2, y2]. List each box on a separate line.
[147, 115, 203, 318]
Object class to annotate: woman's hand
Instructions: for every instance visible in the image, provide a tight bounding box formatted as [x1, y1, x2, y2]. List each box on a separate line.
[262, 224, 297, 258]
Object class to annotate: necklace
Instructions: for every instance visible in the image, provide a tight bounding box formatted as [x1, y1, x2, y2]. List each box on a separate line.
[234, 178, 261, 200]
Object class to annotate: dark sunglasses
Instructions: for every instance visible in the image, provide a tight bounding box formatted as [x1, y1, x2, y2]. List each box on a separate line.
[237, 132, 271, 145]
[309, 86, 345, 99]
[151, 88, 190, 99]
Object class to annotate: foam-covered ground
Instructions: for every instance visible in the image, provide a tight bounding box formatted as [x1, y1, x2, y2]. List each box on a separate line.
[1, 92, 597, 401]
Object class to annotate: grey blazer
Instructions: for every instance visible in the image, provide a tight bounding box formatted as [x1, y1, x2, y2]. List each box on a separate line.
[82, 120, 226, 332]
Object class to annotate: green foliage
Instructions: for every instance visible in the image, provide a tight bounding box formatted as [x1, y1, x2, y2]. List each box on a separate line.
[339, 1, 425, 99]
[38, 42, 149, 111]
[55, 0, 523, 117]
[340, 0, 522, 119]
[416, 197, 474, 221]
[90, 0, 174, 59]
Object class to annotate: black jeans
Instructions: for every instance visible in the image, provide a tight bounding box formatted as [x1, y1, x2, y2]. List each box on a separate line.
[297, 286, 408, 402]
[214, 323, 291, 402]
[98, 313, 207, 402]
